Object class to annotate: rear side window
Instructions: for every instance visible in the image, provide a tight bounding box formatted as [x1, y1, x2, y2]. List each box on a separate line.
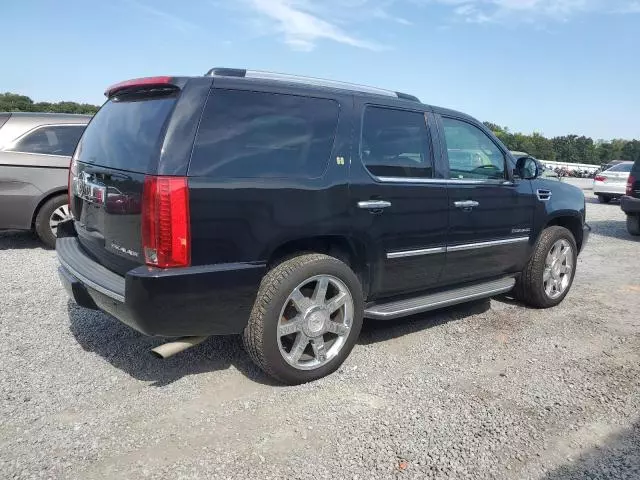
[7, 124, 85, 156]
[76, 96, 176, 173]
[189, 89, 339, 178]
[361, 107, 432, 178]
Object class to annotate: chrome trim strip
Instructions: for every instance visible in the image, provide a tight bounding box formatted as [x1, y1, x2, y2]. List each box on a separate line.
[377, 176, 512, 186]
[447, 236, 529, 253]
[387, 246, 446, 259]
[58, 258, 125, 303]
[386, 236, 529, 259]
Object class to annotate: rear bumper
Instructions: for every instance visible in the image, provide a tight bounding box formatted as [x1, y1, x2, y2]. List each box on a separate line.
[621, 195, 640, 214]
[56, 236, 266, 337]
[593, 181, 625, 196]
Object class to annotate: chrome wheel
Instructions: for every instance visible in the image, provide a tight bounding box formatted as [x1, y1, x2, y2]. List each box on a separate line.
[543, 239, 573, 299]
[277, 275, 354, 371]
[49, 204, 71, 236]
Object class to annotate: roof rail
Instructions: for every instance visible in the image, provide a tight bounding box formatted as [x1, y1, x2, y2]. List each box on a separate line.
[205, 67, 420, 102]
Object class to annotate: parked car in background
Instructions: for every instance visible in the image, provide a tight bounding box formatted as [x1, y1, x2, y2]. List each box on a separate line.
[57, 69, 589, 384]
[0, 113, 90, 247]
[621, 158, 640, 235]
[593, 161, 634, 203]
[510, 151, 561, 181]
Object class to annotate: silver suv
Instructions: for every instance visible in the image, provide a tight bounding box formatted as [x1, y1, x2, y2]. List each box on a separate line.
[0, 113, 90, 247]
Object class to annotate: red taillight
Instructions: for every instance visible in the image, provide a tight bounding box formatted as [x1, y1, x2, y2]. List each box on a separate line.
[142, 176, 190, 268]
[105, 76, 173, 97]
[627, 175, 636, 196]
[594, 175, 607, 182]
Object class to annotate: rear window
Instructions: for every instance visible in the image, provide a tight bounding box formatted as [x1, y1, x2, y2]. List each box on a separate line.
[606, 163, 633, 173]
[76, 95, 176, 173]
[189, 89, 339, 178]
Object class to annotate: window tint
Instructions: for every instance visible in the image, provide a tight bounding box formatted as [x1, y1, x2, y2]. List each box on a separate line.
[607, 163, 632, 172]
[189, 89, 340, 178]
[76, 96, 176, 173]
[442, 117, 506, 180]
[8, 125, 85, 156]
[361, 107, 432, 178]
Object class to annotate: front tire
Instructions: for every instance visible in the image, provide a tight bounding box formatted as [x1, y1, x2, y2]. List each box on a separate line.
[243, 253, 364, 385]
[597, 194, 611, 204]
[515, 226, 577, 308]
[35, 195, 71, 248]
[627, 214, 640, 236]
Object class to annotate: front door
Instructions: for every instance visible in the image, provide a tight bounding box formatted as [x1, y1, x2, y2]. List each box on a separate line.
[350, 103, 448, 300]
[436, 115, 535, 285]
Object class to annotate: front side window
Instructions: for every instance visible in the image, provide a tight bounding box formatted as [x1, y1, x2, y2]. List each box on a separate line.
[361, 106, 432, 178]
[190, 89, 339, 179]
[442, 117, 506, 180]
[7, 124, 85, 156]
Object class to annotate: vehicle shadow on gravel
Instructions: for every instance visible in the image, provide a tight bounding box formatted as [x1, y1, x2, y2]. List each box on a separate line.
[588, 220, 640, 242]
[359, 299, 491, 345]
[67, 302, 280, 387]
[542, 419, 640, 480]
[0, 231, 44, 250]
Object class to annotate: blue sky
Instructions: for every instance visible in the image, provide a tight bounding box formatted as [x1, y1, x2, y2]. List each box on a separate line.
[4, 0, 640, 139]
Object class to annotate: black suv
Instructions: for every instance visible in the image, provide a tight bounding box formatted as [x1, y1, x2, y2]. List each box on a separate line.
[57, 69, 590, 384]
[621, 158, 640, 235]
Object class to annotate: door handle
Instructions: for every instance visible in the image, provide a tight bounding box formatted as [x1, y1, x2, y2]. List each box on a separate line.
[454, 200, 479, 209]
[358, 200, 391, 210]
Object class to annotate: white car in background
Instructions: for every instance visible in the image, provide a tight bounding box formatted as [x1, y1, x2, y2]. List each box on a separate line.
[593, 161, 634, 203]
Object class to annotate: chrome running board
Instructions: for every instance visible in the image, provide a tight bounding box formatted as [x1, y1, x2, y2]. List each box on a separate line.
[364, 277, 516, 320]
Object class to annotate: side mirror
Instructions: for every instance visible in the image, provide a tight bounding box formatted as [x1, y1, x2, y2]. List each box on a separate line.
[515, 156, 539, 180]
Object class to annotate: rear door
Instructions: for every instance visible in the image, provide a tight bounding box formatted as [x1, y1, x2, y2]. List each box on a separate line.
[70, 78, 211, 275]
[436, 114, 535, 285]
[349, 101, 448, 300]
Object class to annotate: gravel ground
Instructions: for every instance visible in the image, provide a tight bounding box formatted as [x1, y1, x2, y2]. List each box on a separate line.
[1, 179, 639, 479]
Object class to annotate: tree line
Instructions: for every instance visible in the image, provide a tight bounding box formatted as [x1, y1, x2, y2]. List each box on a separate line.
[483, 122, 640, 165]
[1, 92, 638, 165]
[0, 92, 99, 115]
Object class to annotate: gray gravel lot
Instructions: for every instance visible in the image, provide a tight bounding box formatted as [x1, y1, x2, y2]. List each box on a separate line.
[1, 179, 639, 479]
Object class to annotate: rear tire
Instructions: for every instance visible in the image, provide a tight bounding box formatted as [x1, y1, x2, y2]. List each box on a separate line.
[242, 253, 364, 385]
[34, 195, 70, 248]
[515, 226, 577, 308]
[627, 214, 640, 236]
[597, 194, 611, 204]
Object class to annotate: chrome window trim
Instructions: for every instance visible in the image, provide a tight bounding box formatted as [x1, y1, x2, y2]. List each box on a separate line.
[387, 236, 529, 259]
[376, 176, 513, 186]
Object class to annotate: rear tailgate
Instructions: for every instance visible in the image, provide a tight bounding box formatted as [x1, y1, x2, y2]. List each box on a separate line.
[71, 82, 181, 275]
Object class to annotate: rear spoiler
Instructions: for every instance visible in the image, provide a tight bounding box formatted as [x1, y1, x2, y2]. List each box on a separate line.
[105, 76, 179, 98]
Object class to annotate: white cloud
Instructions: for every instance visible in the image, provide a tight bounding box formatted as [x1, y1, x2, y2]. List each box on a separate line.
[247, 0, 384, 51]
[240, 0, 640, 51]
[124, 0, 202, 33]
[433, 0, 640, 23]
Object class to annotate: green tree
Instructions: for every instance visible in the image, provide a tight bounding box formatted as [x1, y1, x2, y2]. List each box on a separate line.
[622, 140, 640, 163]
[0, 92, 99, 115]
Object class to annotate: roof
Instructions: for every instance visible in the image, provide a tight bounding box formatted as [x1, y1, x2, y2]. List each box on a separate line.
[0, 112, 92, 120]
[206, 67, 421, 103]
